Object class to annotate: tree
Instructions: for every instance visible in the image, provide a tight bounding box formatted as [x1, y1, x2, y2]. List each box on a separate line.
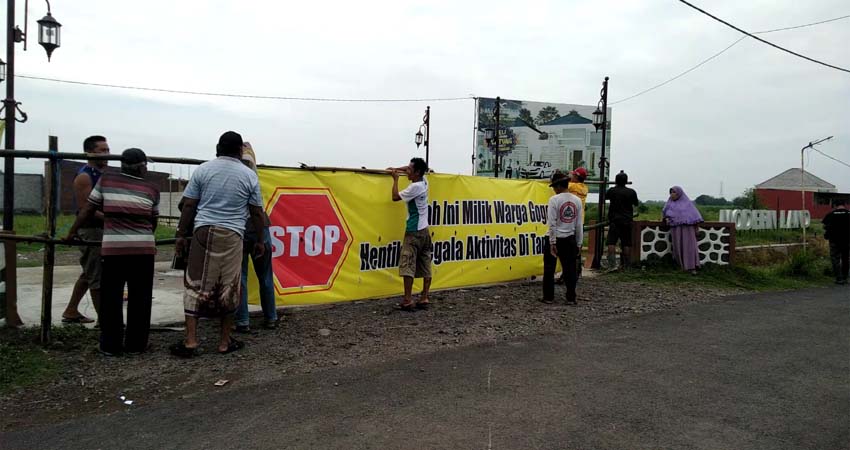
[518, 108, 534, 126]
[732, 188, 763, 209]
[535, 106, 561, 125]
[694, 195, 731, 206]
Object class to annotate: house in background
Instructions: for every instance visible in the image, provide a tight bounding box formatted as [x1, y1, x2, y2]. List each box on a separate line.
[754, 168, 849, 219]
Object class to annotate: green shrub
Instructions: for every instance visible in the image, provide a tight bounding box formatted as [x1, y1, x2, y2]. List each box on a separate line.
[779, 251, 830, 279]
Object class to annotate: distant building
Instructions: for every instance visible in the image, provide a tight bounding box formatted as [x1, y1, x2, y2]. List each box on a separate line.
[0, 172, 44, 213]
[754, 168, 849, 219]
[53, 160, 186, 214]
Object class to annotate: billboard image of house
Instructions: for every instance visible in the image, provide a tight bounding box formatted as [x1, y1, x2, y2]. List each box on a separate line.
[473, 97, 611, 191]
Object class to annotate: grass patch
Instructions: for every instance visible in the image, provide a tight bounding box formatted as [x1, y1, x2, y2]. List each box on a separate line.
[0, 214, 176, 253]
[0, 341, 56, 394]
[0, 329, 55, 394]
[606, 255, 832, 292]
[0, 325, 96, 394]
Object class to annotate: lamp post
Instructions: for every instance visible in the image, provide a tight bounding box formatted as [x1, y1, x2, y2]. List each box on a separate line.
[415, 106, 430, 167]
[590, 77, 609, 269]
[2, 0, 61, 326]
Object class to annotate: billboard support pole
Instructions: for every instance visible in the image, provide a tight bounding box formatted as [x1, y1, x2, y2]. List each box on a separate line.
[494, 96, 500, 178]
[591, 77, 609, 269]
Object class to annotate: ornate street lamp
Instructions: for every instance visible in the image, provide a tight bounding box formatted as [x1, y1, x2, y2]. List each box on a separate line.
[414, 106, 430, 166]
[484, 128, 495, 142]
[590, 77, 610, 269]
[2, 0, 63, 330]
[37, 5, 62, 61]
[592, 107, 604, 132]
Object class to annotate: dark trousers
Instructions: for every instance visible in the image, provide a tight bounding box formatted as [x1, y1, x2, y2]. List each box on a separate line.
[829, 242, 850, 281]
[543, 235, 578, 302]
[100, 254, 155, 353]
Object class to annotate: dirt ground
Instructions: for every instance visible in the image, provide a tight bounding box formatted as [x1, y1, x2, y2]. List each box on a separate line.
[0, 276, 739, 432]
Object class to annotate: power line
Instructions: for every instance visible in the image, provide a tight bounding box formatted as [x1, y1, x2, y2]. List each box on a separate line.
[755, 14, 850, 33]
[678, 0, 850, 74]
[611, 13, 850, 104]
[611, 36, 746, 105]
[811, 147, 850, 169]
[17, 75, 473, 103]
[17, 10, 850, 105]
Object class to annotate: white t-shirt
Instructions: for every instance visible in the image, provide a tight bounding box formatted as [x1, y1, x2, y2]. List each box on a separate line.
[399, 178, 429, 232]
[547, 192, 583, 245]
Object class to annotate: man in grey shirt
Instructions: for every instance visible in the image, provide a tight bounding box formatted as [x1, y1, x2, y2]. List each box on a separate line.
[171, 131, 266, 357]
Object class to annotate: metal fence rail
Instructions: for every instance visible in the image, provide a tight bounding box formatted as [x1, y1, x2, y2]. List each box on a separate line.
[0, 145, 204, 343]
[1, 145, 629, 343]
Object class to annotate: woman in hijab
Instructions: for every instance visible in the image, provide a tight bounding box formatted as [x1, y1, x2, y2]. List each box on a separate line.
[662, 186, 703, 274]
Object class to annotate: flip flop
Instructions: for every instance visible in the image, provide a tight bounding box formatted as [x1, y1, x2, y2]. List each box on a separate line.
[218, 337, 245, 354]
[395, 302, 416, 312]
[415, 302, 430, 310]
[62, 315, 94, 324]
[169, 342, 200, 358]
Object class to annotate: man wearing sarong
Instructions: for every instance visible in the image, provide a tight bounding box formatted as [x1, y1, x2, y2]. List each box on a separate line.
[171, 131, 266, 357]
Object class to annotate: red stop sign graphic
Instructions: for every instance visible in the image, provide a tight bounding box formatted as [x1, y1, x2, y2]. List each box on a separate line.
[265, 187, 352, 295]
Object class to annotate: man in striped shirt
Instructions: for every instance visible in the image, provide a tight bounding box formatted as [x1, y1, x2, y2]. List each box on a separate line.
[66, 148, 160, 356]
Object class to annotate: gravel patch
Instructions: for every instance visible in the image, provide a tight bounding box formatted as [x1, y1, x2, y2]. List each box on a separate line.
[0, 276, 739, 431]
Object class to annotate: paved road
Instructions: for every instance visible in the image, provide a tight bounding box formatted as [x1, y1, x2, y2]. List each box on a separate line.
[4, 287, 848, 450]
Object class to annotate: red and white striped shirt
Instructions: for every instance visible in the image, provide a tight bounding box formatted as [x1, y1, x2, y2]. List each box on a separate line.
[88, 173, 160, 256]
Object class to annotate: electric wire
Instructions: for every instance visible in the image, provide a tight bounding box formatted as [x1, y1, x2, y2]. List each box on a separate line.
[678, 0, 850, 73]
[611, 13, 850, 104]
[811, 148, 850, 169]
[16, 75, 473, 103]
[14, 11, 850, 105]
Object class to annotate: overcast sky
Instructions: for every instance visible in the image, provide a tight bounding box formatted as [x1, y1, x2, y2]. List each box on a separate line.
[8, 0, 850, 200]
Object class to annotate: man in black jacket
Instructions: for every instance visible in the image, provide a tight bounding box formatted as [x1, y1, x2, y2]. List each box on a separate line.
[823, 199, 850, 285]
[605, 171, 639, 269]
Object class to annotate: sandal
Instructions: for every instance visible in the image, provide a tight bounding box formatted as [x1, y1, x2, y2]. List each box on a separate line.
[218, 337, 245, 354]
[169, 342, 200, 358]
[62, 315, 94, 324]
[395, 302, 416, 312]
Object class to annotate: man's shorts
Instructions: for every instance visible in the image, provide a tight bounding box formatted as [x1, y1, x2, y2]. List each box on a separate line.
[399, 228, 432, 278]
[78, 227, 103, 290]
[606, 221, 633, 247]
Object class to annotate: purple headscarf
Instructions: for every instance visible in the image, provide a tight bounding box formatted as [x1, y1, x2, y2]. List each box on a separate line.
[662, 186, 703, 226]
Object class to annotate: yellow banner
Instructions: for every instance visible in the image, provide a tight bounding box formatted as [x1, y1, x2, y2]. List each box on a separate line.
[248, 169, 555, 305]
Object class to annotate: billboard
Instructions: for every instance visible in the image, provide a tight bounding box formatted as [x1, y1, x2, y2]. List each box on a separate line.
[473, 97, 611, 191]
[248, 168, 556, 305]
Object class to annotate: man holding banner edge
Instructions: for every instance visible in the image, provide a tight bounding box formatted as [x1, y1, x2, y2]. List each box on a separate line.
[389, 158, 432, 311]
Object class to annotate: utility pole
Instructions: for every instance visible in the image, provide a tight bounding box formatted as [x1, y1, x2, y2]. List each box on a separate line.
[800, 136, 833, 250]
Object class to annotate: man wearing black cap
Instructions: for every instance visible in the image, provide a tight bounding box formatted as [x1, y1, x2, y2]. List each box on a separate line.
[823, 199, 850, 285]
[542, 172, 583, 305]
[172, 131, 266, 357]
[66, 148, 160, 355]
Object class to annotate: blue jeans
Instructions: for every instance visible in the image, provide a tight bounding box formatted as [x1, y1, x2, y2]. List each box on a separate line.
[235, 227, 278, 326]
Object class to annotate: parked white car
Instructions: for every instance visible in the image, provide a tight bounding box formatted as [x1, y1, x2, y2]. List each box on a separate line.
[520, 161, 555, 179]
